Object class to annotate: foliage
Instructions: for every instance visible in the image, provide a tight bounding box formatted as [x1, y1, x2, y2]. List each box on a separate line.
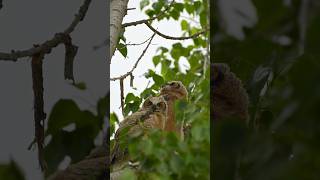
[0, 160, 25, 180]
[111, 0, 210, 179]
[213, 0, 320, 179]
[44, 93, 108, 177]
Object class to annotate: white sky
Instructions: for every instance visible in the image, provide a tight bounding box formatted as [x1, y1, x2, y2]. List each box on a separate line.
[110, 0, 195, 120]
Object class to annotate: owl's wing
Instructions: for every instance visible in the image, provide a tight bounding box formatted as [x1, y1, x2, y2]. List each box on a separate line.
[129, 112, 167, 135]
[111, 109, 154, 165]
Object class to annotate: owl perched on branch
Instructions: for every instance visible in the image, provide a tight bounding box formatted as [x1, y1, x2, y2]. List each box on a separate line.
[111, 96, 167, 165]
[160, 81, 188, 138]
[212, 63, 249, 120]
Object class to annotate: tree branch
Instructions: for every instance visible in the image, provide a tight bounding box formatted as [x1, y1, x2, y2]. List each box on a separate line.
[0, 0, 92, 62]
[110, 33, 156, 81]
[122, 0, 175, 28]
[110, 0, 129, 58]
[145, 22, 208, 40]
[48, 148, 108, 180]
[31, 49, 47, 171]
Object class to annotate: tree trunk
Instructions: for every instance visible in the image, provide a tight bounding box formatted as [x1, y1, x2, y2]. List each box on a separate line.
[110, 0, 129, 59]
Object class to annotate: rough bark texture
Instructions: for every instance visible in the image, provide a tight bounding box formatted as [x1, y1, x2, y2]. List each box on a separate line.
[110, 0, 129, 58]
[47, 146, 108, 180]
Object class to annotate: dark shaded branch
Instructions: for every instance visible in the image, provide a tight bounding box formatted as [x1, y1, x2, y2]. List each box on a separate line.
[0, 0, 3, 10]
[63, 35, 78, 83]
[0, 0, 92, 61]
[64, 0, 91, 34]
[122, 0, 175, 28]
[110, 33, 155, 81]
[145, 22, 208, 40]
[31, 50, 47, 171]
[48, 150, 108, 180]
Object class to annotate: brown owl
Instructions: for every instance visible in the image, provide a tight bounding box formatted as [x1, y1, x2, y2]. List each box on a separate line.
[211, 63, 249, 120]
[159, 81, 188, 137]
[111, 96, 167, 165]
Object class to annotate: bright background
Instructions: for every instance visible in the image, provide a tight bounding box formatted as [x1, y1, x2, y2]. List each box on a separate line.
[110, 0, 195, 120]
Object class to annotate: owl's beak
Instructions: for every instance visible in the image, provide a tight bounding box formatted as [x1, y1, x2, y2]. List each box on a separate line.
[151, 104, 157, 112]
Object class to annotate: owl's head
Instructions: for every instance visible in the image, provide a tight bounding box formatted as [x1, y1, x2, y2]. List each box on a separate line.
[160, 81, 188, 101]
[212, 63, 230, 85]
[142, 96, 167, 113]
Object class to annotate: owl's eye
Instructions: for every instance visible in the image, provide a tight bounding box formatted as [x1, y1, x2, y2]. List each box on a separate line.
[157, 102, 166, 110]
[170, 82, 180, 88]
[144, 100, 153, 107]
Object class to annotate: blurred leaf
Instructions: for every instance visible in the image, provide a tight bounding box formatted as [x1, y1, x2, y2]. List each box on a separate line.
[140, 0, 149, 10]
[0, 160, 25, 180]
[71, 82, 86, 90]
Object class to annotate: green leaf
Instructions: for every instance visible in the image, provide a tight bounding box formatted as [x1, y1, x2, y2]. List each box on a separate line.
[152, 55, 161, 66]
[46, 99, 99, 135]
[157, 47, 168, 54]
[0, 160, 25, 180]
[117, 43, 127, 57]
[140, 0, 149, 10]
[119, 168, 137, 180]
[170, 10, 180, 20]
[45, 99, 102, 176]
[185, 3, 194, 14]
[145, 9, 155, 17]
[181, 20, 189, 31]
[97, 95, 108, 118]
[125, 93, 139, 103]
[71, 82, 86, 90]
[152, 73, 164, 86]
[161, 59, 171, 76]
[200, 9, 207, 28]
[173, 3, 184, 12]
[155, 0, 166, 13]
[171, 43, 184, 60]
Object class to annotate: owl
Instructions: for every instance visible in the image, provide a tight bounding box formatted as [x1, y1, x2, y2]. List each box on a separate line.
[111, 96, 167, 165]
[159, 81, 188, 138]
[211, 63, 249, 120]
[160, 81, 188, 101]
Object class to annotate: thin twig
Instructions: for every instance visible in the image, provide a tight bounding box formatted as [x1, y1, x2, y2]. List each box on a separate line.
[125, 34, 154, 46]
[122, 0, 175, 28]
[145, 22, 208, 40]
[0, 0, 92, 61]
[110, 33, 156, 81]
[120, 79, 125, 116]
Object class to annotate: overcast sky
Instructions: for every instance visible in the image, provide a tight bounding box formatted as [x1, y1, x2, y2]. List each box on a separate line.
[0, 1, 106, 179]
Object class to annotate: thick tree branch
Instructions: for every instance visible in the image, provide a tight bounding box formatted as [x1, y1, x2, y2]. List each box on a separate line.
[48, 147, 108, 180]
[145, 22, 208, 40]
[0, 0, 92, 61]
[110, 0, 129, 58]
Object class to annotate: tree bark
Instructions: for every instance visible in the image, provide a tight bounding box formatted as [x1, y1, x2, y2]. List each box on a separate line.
[110, 0, 129, 59]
